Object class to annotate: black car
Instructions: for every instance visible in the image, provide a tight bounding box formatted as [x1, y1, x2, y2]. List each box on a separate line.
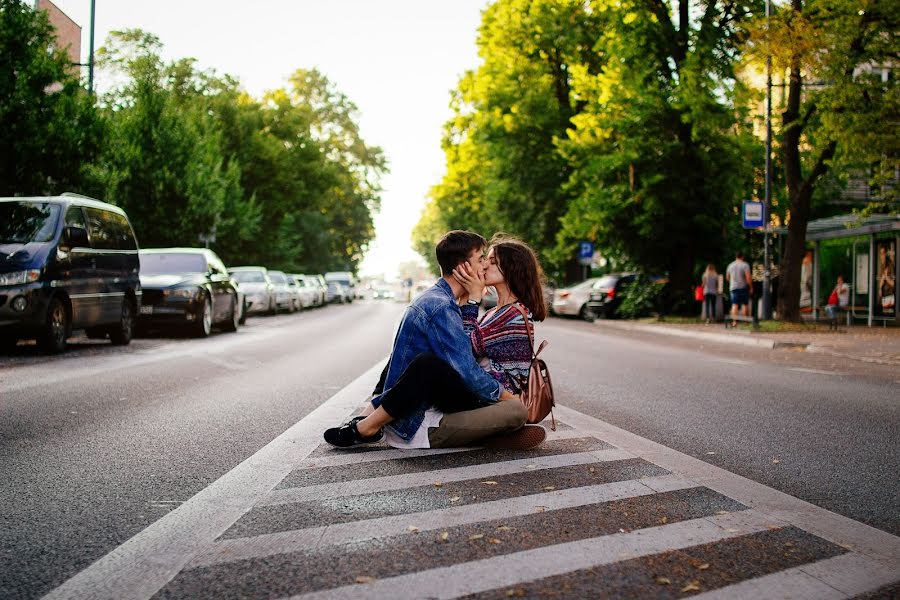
[138, 248, 240, 337]
[585, 273, 636, 319]
[1, 194, 141, 353]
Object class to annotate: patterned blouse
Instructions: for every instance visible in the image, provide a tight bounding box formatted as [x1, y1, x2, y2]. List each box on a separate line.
[461, 302, 534, 394]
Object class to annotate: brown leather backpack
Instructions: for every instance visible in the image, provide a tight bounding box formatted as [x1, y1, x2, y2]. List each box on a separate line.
[511, 303, 556, 430]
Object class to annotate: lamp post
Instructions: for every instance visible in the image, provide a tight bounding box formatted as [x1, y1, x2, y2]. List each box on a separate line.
[87, 0, 96, 93]
[762, 0, 774, 320]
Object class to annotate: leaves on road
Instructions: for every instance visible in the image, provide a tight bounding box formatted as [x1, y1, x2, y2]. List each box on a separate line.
[469, 534, 485, 540]
[681, 580, 701, 592]
[355, 576, 376, 584]
[543, 486, 556, 491]
[449, 496, 461, 502]
[438, 531, 449, 543]
[772, 457, 781, 464]
[482, 481, 499, 485]
[655, 576, 671, 585]
[407, 526, 420, 534]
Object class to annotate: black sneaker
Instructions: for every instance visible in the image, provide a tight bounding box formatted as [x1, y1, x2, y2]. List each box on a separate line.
[323, 416, 384, 448]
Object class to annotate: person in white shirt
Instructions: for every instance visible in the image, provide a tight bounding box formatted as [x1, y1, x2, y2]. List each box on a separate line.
[825, 274, 850, 323]
[725, 251, 753, 327]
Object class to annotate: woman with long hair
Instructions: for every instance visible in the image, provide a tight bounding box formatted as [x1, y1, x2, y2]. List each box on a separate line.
[453, 235, 546, 395]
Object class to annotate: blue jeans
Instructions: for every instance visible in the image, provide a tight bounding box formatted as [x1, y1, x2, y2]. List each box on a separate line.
[704, 294, 716, 319]
[825, 304, 841, 320]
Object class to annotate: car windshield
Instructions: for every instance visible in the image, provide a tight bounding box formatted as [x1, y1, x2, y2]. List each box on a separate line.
[230, 270, 266, 283]
[140, 253, 208, 274]
[269, 272, 286, 283]
[0, 202, 60, 244]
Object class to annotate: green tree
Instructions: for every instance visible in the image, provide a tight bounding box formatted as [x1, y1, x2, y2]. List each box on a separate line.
[413, 0, 602, 279]
[556, 0, 761, 302]
[747, 0, 898, 320]
[86, 30, 249, 250]
[0, 0, 101, 195]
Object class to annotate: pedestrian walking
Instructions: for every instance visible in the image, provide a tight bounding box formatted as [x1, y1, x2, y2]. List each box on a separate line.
[701, 263, 719, 324]
[726, 251, 752, 328]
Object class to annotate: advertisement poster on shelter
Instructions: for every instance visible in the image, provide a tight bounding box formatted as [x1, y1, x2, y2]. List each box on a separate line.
[874, 239, 896, 318]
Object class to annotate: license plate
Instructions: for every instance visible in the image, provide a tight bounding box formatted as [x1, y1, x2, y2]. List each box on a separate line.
[140, 306, 153, 315]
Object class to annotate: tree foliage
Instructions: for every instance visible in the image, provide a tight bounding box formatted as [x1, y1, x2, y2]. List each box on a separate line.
[414, 0, 761, 299]
[2, 11, 384, 275]
[0, 0, 101, 196]
[745, 0, 898, 320]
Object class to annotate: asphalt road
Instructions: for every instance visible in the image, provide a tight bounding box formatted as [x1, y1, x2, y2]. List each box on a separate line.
[1, 300, 897, 599]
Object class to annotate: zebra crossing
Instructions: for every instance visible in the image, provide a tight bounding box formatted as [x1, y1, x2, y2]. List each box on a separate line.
[43, 362, 900, 600]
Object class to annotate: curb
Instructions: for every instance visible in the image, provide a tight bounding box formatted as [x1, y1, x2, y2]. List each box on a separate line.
[593, 320, 808, 350]
[806, 344, 900, 367]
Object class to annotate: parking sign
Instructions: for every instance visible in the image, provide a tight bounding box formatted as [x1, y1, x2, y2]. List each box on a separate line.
[578, 241, 594, 265]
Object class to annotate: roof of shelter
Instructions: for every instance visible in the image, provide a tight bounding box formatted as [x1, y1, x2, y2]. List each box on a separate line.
[774, 213, 900, 241]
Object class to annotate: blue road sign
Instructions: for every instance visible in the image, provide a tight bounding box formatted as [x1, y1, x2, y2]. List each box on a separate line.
[742, 201, 765, 229]
[578, 241, 594, 265]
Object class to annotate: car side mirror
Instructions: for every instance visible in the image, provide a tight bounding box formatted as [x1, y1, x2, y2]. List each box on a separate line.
[62, 226, 89, 250]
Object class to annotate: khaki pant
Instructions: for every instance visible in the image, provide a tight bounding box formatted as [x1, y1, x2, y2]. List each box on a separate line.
[427, 400, 527, 448]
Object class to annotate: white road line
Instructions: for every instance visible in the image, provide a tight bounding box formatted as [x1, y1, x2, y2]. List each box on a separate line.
[788, 367, 841, 375]
[553, 405, 900, 566]
[691, 552, 900, 599]
[188, 475, 698, 569]
[286, 510, 777, 600]
[41, 360, 387, 600]
[257, 448, 637, 507]
[296, 428, 585, 470]
[706, 358, 753, 366]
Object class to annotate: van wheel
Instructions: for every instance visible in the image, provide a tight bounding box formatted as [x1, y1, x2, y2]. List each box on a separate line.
[579, 304, 595, 322]
[38, 298, 69, 354]
[110, 298, 134, 345]
[193, 295, 213, 338]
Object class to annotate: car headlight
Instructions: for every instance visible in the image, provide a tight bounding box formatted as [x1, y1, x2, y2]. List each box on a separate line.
[0, 270, 40, 287]
[164, 288, 198, 299]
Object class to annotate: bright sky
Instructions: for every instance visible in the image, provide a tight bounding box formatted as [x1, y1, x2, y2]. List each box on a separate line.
[52, 0, 489, 279]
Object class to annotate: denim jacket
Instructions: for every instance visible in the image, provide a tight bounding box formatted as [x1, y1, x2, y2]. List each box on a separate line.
[372, 278, 502, 441]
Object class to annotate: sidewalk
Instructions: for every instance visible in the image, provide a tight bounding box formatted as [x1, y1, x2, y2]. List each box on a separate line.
[595, 319, 900, 367]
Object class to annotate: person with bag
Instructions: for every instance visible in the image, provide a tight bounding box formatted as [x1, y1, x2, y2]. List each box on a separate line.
[700, 264, 719, 324]
[323, 230, 545, 451]
[453, 235, 555, 430]
[825, 274, 849, 326]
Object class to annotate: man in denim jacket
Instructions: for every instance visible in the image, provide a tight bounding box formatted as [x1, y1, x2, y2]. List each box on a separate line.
[324, 230, 538, 449]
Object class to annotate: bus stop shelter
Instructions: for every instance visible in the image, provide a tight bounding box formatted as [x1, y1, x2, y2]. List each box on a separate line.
[777, 214, 899, 326]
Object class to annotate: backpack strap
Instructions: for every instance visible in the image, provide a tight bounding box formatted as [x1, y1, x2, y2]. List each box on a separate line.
[510, 302, 537, 358]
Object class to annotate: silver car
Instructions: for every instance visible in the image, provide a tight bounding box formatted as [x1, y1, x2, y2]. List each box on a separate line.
[266, 270, 298, 313]
[228, 266, 275, 316]
[551, 278, 600, 319]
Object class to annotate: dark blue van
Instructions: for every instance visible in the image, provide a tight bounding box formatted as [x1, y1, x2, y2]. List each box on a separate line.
[0, 193, 141, 353]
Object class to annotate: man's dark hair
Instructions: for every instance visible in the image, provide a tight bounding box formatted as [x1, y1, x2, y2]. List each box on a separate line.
[736, 251, 744, 259]
[435, 230, 486, 275]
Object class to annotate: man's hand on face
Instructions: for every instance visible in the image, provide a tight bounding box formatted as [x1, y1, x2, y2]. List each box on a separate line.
[452, 260, 486, 303]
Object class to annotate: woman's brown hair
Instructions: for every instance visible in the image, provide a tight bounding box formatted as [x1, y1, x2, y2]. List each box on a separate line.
[489, 234, 547, 321]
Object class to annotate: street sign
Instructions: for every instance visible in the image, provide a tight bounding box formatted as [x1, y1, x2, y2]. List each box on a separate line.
[578, 241, 594, 266]
[742, 201, 765, 229]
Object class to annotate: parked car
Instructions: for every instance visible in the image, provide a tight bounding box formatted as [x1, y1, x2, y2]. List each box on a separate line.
[326, 281, 348, 304]
[282, 272, 304, 311]
[0, 194, 140, 353]
[550, 277, 600, 320]
[138, 249, 241, 337]
[324, 271, 356, 302]
[266, 270, 297, 312]
[291, 274, 318, 308]
[228, 266, 275, 316]
[585, 273, 636, 319]
[315, 274, 328, 305]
